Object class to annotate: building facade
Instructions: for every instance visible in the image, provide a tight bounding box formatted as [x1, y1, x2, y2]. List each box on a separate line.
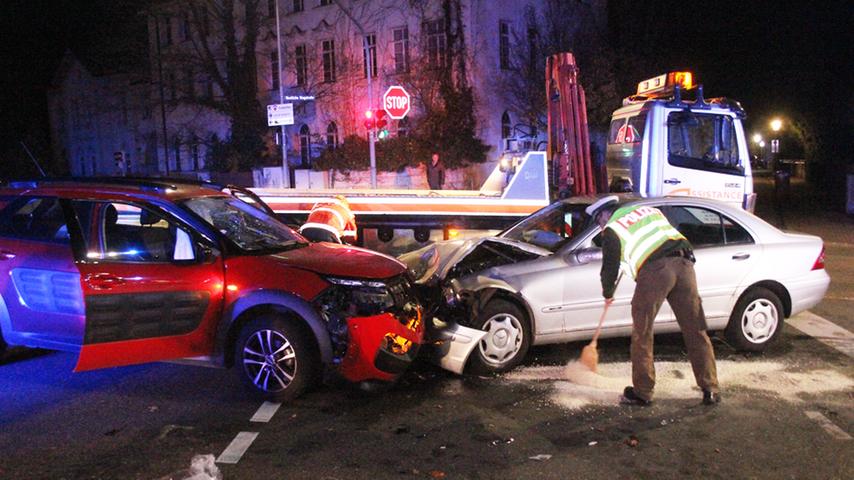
[48, 51, 157, 177]
[52, 0, 606, 185]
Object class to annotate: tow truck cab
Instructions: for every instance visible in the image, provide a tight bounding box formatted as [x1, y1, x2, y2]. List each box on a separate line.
[606, 72, 756, 211]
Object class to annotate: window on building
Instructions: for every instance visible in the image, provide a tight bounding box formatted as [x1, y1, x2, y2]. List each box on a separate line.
[527, 26, 538, 73]
[502, 111, 512, 139]
[299, 124, 311, 166]
[181, 12, 191, 41]
[320, 0, 333, 6]
[268, 0, 277, 18]
[199, 7, 209, 36]
[326, 122, 339, 149]
[270, 50, 280, 90]
[199, 75, 213, 99]
[161, 16, 173, 46]
[362, 34, 377, 78]
[185, 68, 195, 99]
[167, 71, 177, 102]
[173, 138, 182, 172]
[295, 44, 307, 86]
[322, 40, 336, 83]
[393, 27, 409, 74]
[190, 137, 200, 170]
[499, 21, 511, 70]
[397, 117, 410, 137]
[424, 19, 447, 69]
[292, 0, 304, 13]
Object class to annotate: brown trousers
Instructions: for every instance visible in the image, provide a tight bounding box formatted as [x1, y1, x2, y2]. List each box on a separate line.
[630, 256, 718, 401]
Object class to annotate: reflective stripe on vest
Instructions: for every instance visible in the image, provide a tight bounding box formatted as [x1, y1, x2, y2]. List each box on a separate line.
[605, 205, 686, 278]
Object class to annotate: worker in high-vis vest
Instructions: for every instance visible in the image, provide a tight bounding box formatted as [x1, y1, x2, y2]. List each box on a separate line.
[587, 196, 720, 407]
[299, 195, 357, 244]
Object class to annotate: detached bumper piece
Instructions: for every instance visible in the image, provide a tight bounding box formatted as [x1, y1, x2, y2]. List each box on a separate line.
[339, 306, 424, 382]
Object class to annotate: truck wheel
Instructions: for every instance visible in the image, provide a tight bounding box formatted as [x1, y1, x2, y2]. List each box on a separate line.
[725, 287, 784, 352]
[469, 299, 531, 375]
[235, 314, 318, 402]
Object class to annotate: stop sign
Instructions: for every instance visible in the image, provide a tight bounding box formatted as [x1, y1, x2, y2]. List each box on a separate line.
[382, 86, 410, 120]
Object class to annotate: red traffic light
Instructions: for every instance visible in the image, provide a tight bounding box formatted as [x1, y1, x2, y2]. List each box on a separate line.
[364, 109, 375, 129]
[374, 109, 387, 130]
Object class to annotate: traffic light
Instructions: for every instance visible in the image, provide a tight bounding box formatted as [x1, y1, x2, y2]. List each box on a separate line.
[363, 110, 375, 130]
[374, 109, 387, 130]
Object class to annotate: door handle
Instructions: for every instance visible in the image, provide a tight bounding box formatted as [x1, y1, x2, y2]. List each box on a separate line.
[0, 250, 16, 260]
[664, 178, 681, 185]
[731, 253, 751, 261]
[86, 274, 127, 290]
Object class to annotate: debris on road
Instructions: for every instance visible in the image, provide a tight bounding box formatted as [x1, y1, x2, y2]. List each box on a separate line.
[625, 436, 639, 447]
[529, 454, 552, 461]
[588, 441, 598, 446]
[490, 437, 515, 446]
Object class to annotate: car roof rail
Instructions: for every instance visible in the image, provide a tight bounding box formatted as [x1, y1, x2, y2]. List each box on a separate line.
[5, 176, 227, 192]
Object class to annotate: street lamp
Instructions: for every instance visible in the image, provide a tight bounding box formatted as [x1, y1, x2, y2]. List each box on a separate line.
[770, 118, 782, 132]
[752, 133, 763, 144]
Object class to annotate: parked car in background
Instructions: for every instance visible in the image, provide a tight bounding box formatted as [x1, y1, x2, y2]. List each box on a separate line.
[0, 178, 423, 401]
[400, 195, 829, 374]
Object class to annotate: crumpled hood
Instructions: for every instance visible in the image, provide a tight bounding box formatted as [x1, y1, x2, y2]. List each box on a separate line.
[272, 242, 406, 279]
[398, 236, 550, 284]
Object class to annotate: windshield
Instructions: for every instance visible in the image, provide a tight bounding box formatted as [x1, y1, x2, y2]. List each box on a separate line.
[181, 196, 305, 252]
[500, 202, 593, 253]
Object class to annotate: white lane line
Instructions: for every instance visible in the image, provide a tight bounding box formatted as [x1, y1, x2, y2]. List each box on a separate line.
[786, 312, 854, 359]
[250, 402, 281, 423]
[805, 411, 852, 441]
[216, 432, 259, 464]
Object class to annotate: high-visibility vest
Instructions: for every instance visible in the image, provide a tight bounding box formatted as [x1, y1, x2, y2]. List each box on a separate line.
[299, 197, 357, 240]
[605, 205, 686, 278]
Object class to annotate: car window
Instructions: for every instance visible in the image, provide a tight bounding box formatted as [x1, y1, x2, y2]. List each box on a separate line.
[0, 197, 69, 243]
[607, 118, 626, 144]
[667, 112, 742, 174]
[661, 206, 753, 247]
[501, 202, 591, 253]
[72, 200, 195, 262]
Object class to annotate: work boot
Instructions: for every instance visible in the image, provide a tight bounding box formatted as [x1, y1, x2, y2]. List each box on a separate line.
[620, 386, 652, 406]
[702, 390, 721, 406]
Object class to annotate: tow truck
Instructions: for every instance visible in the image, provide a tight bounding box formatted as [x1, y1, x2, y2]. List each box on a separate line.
[252, 54, 755, 245]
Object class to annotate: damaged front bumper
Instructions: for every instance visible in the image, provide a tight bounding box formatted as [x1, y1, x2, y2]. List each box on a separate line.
[338, 306, 425, 382]
[426, 320, 486, 375]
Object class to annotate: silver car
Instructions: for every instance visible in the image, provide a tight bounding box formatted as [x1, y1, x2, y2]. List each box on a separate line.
[400, 195, 830, 374]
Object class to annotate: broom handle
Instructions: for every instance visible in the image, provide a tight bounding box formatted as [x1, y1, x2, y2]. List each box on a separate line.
[592, 272, 622, 344]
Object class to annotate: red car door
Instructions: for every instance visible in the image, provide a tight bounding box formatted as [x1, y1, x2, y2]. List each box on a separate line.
[72, 200, 226, 371]
[0, 196, 85, 349]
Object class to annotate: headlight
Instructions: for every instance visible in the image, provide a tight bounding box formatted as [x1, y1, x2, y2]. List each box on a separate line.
[326, 277, 387, 289]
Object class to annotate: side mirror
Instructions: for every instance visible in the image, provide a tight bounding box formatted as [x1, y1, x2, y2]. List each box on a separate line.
[568, 247, 602, 265]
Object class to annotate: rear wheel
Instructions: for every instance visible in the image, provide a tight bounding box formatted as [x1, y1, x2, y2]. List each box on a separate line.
[469, 299, 531, 374]
[725, 287, 784, 352]
[235, 314, 318, 402]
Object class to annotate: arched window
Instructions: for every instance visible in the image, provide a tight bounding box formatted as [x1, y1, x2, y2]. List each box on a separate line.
[326, 122, 339, 149]
[501, 111, 512, 140]
[299, 124, 311, 166]
[397, 117, 410, 137]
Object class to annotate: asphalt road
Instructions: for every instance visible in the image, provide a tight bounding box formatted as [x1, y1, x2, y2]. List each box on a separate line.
[0, 177, 851, 480]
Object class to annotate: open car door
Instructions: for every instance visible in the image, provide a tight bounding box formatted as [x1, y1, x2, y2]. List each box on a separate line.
[72, 199, 225, 371]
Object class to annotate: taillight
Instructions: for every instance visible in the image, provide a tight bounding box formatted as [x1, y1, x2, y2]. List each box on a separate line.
[811, 246, 825, 270]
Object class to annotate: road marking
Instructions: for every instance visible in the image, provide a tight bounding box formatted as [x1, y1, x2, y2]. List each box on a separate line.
[804, 411, 852, 440]
[250, 402, 281, 423]
[824, 295, 854, 302]
[216, 432, 259, 464]
[786, 312, 854, 359]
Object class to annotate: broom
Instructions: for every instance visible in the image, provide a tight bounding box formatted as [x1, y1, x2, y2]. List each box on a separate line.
[579, 273, 622, 373]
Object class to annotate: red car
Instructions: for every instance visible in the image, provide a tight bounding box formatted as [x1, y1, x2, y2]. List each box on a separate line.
[0, 178, 423, 400]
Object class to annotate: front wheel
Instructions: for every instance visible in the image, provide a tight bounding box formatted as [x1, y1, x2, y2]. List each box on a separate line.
[469, 299, 531, 375]
[235, 314, 319, 402]
[725, 287, 784, 352]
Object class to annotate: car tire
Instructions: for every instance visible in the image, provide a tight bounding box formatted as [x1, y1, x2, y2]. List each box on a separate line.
[235, 314, 319, 402]
[469, 299, 531, 375]
[725, 287, 784, 352]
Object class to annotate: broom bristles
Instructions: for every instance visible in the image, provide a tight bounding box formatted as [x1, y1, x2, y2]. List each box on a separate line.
[579, 341, 599, 373]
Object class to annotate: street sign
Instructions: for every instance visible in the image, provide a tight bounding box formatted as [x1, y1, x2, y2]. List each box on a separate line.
[771, 139, 780, 153]
[267, 103, 294, 126]
[382, 86, 410, 120]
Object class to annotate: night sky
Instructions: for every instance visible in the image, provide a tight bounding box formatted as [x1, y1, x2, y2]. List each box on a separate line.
[1, 0, 850, 184]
